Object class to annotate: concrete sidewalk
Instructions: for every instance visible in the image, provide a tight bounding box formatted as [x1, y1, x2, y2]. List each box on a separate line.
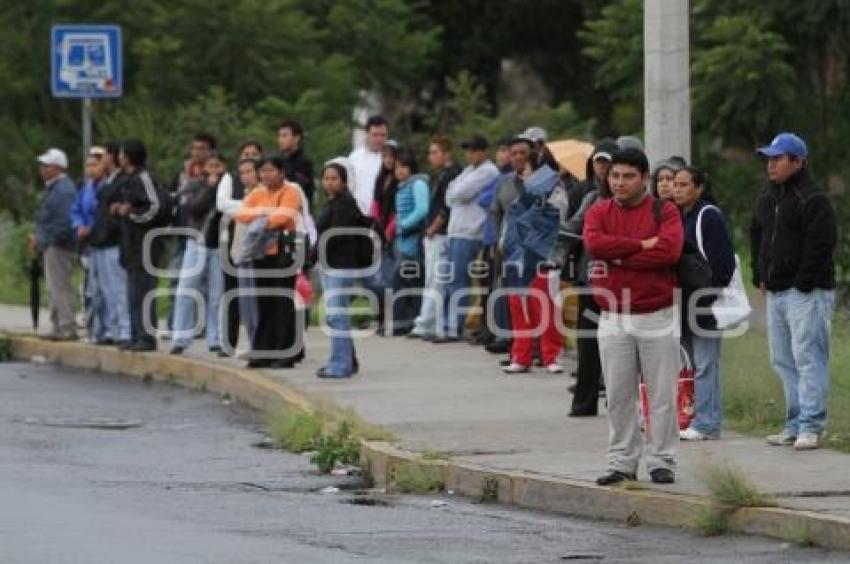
[3, 303, 849, 529]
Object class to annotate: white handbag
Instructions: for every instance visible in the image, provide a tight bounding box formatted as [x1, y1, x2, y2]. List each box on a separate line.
[696, 205, 752, 329]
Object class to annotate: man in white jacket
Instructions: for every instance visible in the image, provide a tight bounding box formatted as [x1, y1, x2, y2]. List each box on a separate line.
[348, 115, 389, 215]
[434, 135, 499, 343]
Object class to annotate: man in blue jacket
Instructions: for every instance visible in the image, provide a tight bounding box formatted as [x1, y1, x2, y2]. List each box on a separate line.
[29, 148, 77, 340]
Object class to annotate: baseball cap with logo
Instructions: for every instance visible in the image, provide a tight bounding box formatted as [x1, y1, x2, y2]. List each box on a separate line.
[756, 132, 808, 159]
[36, 148, 69, 170]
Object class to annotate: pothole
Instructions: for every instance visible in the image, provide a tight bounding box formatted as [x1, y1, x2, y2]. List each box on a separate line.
[341, 496, 392, 507]
[13, 417, 144, 430]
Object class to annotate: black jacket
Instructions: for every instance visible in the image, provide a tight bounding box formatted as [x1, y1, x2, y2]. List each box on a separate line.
[88, 170, 125, 248]
[182, 179, 221, 249]
[118, 168, 165, 269]
[281, 148, 315, 205]
[750, 168, 837, 292]
[315, 191, 375, 269]
[428, 163, 462, 235]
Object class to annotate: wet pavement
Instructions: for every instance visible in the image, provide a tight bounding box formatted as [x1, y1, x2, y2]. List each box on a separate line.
[0, 361, 845, 563]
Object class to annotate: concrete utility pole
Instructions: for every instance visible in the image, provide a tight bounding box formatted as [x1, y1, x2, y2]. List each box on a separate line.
[644, 0, 691, 164]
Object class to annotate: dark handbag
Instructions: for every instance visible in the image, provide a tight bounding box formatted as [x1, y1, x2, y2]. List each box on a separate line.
[677, 240, 713, 289]
[652, 198, 713, 290]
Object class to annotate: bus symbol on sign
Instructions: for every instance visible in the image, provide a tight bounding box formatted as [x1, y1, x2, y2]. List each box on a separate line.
[51, 25, 122, 98]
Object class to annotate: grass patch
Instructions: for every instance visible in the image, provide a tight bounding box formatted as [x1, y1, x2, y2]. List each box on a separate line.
[786, 522, 818, 548]
[391, 462, 445, 494]
[420, 450, 450, 461]
[266, 410, 323, 453]
[480, 477, 499, 503]
[0, 336, 11, 362]
[722, 313, 850, 452]
[310, 421, 360, 473]
[690, 463, 774, 537]
[701, 463, 774, 508]
[691, 506, 730, 537]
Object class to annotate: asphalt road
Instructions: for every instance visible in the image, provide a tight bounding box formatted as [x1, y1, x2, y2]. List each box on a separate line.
[0, 362, 843, 564]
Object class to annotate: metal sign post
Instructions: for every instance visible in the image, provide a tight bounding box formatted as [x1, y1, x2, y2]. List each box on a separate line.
[82, 98, 92, 173]
[51, 24, 122, 173]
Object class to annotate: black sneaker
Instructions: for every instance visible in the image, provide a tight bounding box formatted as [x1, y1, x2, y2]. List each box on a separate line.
[208, 345, 222, 354]
[169, 345, 186, 355]
[649, 468, 675, 484]
[128, 341, 156, 352]
[432, 336, 460, 344]
[596, 470, 636, 486]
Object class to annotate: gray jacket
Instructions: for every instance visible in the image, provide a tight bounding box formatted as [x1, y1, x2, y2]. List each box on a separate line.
[36, 174, 76, 251]
[445, 160, 500, 240]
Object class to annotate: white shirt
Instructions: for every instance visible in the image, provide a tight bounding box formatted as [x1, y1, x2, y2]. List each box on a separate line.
[215, 173, 240, 214]
[348, 146, 382, 214]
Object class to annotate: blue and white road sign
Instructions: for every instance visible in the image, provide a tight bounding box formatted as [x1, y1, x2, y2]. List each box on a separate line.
[51, 25, 122, 98]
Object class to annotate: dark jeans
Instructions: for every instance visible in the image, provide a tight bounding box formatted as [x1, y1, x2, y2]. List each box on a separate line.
[222, 266, 241, 350]
[127, 266, 158, 346]
[389, 253, 423, 334]
[250, 253, 299, 361]
[570, 290, 601, 415]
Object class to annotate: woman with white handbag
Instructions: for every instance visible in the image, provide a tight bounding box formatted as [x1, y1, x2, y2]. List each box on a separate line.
[672, 167, 745, 441]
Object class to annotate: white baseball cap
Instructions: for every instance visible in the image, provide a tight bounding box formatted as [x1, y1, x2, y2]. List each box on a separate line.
[37, 148, 69, 170]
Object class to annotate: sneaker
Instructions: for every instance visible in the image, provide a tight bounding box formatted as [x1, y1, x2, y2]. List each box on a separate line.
[498, 358, 512, 367]
[596, 470, 636, 486]
[546, 363, 564, 374]
[679, 428, 718, 441]
[169, 345, 186, 355]
[432, 336, 460, 344]
[650, 468, 675, 484]
[794, 432, 822, 451]
[766, 430, 797, 446]
[502, 363, 530, 374]
[316, 367, 351, 379]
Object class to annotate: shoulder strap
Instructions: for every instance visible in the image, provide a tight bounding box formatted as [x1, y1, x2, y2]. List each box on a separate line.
[695, 204, 718, 259]
[652, 197, 665, 225]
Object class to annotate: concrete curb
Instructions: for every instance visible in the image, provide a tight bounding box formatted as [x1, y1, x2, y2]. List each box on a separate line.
[5, 334, 850, 551]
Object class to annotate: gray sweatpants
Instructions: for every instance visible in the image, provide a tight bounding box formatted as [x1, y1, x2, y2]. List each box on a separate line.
[43, 245, 77, 337]
[598, 306, 680, 475]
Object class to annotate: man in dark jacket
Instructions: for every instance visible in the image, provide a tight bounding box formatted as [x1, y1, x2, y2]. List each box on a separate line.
[751, 132, 837, 451]
[277, 120, 315, 205]
[87, 141, 131, 345]
[409, 134, 461, 340]
[30, 148, 77, 340]
[112, 139, 166, 352]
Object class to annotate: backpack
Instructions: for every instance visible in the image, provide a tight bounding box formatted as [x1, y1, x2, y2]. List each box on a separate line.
[652, 198, 712, 289]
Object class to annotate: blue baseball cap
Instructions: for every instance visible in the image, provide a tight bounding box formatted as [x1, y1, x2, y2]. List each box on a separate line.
[756, 132, 808, 158]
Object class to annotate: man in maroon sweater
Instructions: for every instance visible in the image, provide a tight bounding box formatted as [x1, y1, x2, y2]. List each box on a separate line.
[583, 148, 684, 485]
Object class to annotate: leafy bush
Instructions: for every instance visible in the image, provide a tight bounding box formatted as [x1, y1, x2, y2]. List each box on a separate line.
[310, 421, 360, 474]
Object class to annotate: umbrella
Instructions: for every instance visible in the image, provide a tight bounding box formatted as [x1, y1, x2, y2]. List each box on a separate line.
[29, 255, 42, 331]
[546, 139, 594, 181]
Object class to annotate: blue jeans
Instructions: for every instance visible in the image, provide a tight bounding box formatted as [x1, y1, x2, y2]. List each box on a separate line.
[172, 239, 224, 349]
[91, 246, 130, 342]
[237, 265, 258, 341]
[442, 237, 482, 338]
[767, 288, 835, 436]
[320, 270, 357, 376]
[689, 333, 722, 436]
